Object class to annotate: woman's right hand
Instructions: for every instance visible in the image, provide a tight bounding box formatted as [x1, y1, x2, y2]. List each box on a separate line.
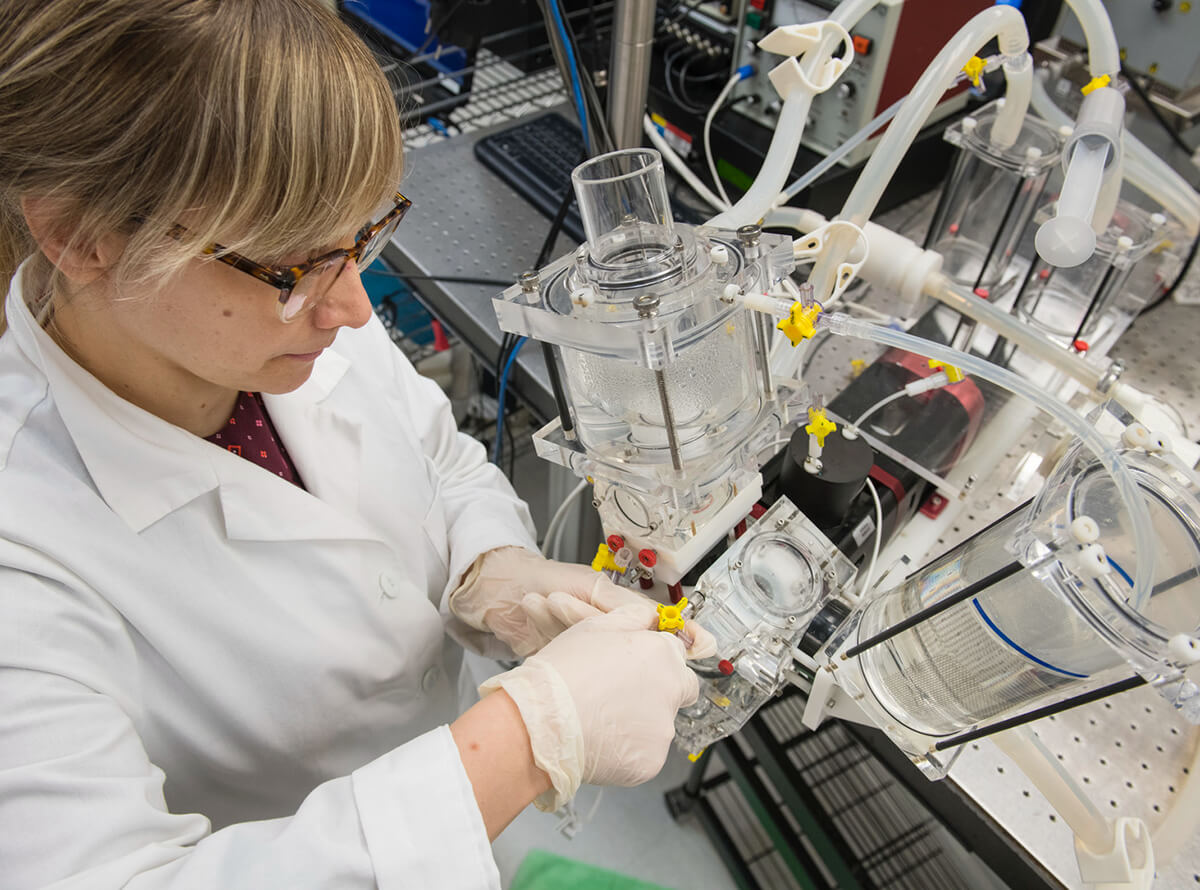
[478, 602, 698, 811]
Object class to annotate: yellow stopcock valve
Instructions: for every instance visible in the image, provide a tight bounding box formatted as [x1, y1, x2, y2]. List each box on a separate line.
[927, 359, 965, 383]
[1081, 74, 1111, 96]
[805, 406, 837, 447]
[850, 358, 866, 378]
[657, 596, 688, 633]
[778, 300, 822, 346]
[962, 55, 986, 88]
[591, 543, 626, 574]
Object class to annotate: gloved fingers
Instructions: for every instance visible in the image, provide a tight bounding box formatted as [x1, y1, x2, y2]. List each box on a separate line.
[683, 621, 719, 660]
[578, 600, 662, 632]
[588, 576, 655, 612]
[678, 664, 700, 708]
[544, 590, 604, 627]
[519, 593, 568, 645]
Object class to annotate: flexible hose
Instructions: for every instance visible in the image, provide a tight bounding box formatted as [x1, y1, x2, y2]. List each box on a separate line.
[818, 311, 1156, 612]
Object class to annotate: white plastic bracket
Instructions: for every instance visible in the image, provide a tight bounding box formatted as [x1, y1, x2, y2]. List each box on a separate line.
[793, 220, 869, 302]
[1075, 817, 1155, 890]
[759, 21, 853, 100]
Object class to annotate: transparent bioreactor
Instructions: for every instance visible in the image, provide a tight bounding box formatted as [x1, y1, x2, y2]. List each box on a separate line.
[825, 410, 1200, 777]
[493, 149, 796, 582]
[674, 498, 857, 754]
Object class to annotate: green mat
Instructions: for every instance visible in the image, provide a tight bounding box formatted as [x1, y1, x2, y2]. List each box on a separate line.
[510, 849, 673, 890]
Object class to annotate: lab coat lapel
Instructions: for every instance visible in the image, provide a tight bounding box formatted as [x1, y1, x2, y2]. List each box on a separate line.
[216, 350, 381, 545]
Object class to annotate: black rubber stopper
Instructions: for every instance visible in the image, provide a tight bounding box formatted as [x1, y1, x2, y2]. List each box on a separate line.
[779, 427, 874, 529]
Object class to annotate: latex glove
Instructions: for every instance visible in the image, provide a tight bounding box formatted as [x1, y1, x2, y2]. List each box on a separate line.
[479, 601, 698, 811]
[448, 546, 648, 656]
[519, 590, 719, 661]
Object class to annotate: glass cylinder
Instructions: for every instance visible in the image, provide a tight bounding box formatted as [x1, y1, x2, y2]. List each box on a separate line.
[1015, 201, 1166, 354]
[927, 103, 1063, 296]
[557, 306, 763, 466]
[829, 445, 1200, 774]
[572, 149, 676, 268]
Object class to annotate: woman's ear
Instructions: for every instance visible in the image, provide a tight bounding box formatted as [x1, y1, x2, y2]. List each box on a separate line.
[20, 195, 125, 285]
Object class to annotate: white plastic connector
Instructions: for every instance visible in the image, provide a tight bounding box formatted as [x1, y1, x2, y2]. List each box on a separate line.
[710, 244, 730, 266]
[1071, 543, 1111, 579]
[1121, 423, 1153, 450]
[904, 371, 951, 397]
[1147, 432, 1171, 454]
[571, 285, 595, 308]
[1168, 634, 1200, 666]
[1070, 516, 1101, 544]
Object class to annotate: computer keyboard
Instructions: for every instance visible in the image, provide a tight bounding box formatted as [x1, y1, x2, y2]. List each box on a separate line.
[474, 112, 586, 244]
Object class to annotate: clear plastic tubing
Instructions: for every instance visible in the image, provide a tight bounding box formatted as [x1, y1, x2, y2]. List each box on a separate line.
[925, 273, 1110, 393]
[807, 5, 1029, 301]
[817, 310, 1156, 612]
[777, 96, 905, 206]
[706, 0, 878, 229]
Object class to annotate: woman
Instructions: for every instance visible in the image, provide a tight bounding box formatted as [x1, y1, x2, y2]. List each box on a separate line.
[0, 2, 711, 886]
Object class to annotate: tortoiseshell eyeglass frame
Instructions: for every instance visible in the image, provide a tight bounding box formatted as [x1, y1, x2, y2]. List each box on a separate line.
[169, 192, 412, 310]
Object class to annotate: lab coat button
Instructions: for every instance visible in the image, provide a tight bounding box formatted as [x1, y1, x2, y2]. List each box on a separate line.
[379, 572, 402, 598]
[421, 666, 441, 693]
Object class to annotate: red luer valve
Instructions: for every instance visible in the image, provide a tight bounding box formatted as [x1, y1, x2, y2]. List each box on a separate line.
[606, 534, 625, 552]
[718, 660, 734, 676]
[638, 548, 658, 568]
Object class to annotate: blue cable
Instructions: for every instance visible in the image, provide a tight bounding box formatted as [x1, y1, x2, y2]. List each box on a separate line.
[492, 336, 527, 465]
[547, 0, 591, 154]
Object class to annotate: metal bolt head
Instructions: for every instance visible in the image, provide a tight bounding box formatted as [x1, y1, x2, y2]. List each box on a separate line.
[518, 270, 540, 292]
[731, 560, 742, 570]
[633, 293, 660, 318]
[591, 498, 601, 509]
[736, 224, 762, 248]
[776, 517, 788, 528]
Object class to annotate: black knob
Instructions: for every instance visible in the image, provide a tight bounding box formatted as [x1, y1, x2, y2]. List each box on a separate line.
[1154, 0, 1173, 11]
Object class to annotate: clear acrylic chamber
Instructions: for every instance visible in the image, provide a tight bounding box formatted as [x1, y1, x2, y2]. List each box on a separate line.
[492, 149, 795, 581]
[826, 412, 1200, 776]
[675, 498, 857, 754]
[927, 101, 1064, 296]
[1015, 200, 1168, 356]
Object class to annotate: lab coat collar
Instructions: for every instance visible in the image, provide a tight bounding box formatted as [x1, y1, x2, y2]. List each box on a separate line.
[5, 263, 377, 544]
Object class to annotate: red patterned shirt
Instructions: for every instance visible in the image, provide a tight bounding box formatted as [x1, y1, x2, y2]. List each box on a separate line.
[206, 391, 305, 489]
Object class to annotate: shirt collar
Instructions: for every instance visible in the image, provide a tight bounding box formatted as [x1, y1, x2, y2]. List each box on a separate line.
[5, 260, 353, 534]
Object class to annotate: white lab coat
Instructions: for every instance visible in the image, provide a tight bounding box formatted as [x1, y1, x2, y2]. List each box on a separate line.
[0, 261, 539, 889]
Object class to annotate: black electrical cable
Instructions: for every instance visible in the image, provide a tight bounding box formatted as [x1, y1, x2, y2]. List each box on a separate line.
[1137, 230, 1200, 317]
[659, 0, 708, 33]
[1121, 64, 1193, 157]
[409, 0, 470, 60]
[556, 0, 614, 153]
[362, 271, 516, 287]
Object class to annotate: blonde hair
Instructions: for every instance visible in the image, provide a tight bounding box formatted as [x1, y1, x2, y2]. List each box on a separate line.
[0, 0, 404, 332]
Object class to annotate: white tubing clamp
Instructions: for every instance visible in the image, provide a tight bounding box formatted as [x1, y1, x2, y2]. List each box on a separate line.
[759, 21, 854, 99]
[794, 220, 869, 302]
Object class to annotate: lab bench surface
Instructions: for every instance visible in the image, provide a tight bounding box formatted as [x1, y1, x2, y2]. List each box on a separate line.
[381, 120, 1200, 889]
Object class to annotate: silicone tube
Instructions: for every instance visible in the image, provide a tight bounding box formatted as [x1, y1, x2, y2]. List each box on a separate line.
[806, 6, 1030, 301]
[818, 309, 1157, 613]
[994, 728, 1113, 853]
[706, 0, 878, 229]
[991, 52, 1034, 150]
[1062, 0, 1121, 79]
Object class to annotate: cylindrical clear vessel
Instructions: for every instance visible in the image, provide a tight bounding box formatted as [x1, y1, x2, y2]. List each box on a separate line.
[926, 102, 1063, 296]
[572, 149, 676, 269]
[1015, 201, 1166, 355]
[829, 443, 1200, 772]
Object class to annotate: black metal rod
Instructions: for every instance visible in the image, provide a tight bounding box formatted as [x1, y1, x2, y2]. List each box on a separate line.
[841, 560, 1025, 660]
[933, 675, 1149, 751]
[1070, 262, 1117, 347]
[988, 256, 1043, 365]
[973, 178, 1026, 293]
[541, 343, 576, 437]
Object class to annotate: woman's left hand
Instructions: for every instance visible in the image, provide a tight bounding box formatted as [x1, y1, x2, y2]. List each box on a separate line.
[447, 547, 715, 658]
